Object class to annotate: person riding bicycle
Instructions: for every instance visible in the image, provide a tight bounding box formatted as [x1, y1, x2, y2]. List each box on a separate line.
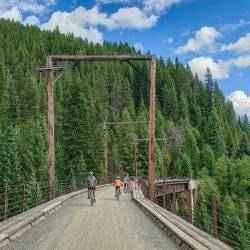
[114, 176, 122, 196]
[87, 171, 97, 202]
[124, 174, 130, 192]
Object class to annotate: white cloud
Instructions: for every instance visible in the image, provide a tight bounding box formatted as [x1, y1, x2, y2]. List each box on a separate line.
[23, 15, 40, 26]
[188, 53, 250, 80]
[143, 0, 182, 14]
[97, 0, 182, 14]
[110, 7, 157, 29]
[96, 0, 133, 3]
[221, 33, 250, 53]
[176, 26, 221, 54]
[41, 6, 105, 44]
[45, 0, 56, 5]
[0, 0, 177, 44]
[188, 56, 230, 79]
[0, 6, 22, 22]
[18, 3, 46, 14]
[165, 37, 173, 43]
[229, 54, 250, 68]
[219, 20, 250, 33]
[41, 5, 157, 43]
[133, 41, 144, 51]
[227, 90, 250, 116]
[180, 29, 192, 37]
[0, 0, 54, 14]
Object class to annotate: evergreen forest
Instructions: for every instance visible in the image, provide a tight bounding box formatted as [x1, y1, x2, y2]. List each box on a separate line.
[0, 19, 249, 249]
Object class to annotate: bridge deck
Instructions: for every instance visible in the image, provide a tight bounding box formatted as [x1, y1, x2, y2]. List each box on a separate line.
[3, 187, 179, 250]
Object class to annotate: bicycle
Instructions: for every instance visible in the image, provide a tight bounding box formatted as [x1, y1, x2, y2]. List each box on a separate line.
[124, 182, 131, 193]
[123, 183, 128, 193]
[89, 188, 95, 206]
[115, 187, 121, 200]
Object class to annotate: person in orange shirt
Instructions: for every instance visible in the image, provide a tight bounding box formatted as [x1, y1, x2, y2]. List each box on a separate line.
[114, 176, 123, 197]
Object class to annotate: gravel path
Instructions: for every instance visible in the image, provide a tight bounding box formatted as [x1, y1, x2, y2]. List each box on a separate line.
[3, 187, 179, 250]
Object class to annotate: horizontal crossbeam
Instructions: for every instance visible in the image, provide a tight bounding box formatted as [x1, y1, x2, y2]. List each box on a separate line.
[49, 55, 153, 62]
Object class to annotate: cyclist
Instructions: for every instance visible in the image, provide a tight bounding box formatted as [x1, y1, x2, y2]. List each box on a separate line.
[87, 171, 97, 202]
[114, 176, 122, 198]
[124, 174, 130, 192]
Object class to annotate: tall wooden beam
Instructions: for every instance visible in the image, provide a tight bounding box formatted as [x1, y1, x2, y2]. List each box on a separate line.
[50, 55, 152, 62]
[133, 143, 138, 177]
[148, 56, 156, 201]
[212, 193, 218, 238]
[47, 56, 55, 200]
[172, 185, 177, 213]
[103, 122, 108, 183]
[163, 142, 167, 209]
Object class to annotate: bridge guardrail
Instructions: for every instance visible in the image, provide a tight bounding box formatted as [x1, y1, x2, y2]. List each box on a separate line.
[131, 188, 232, 250]
[0, 184, 110, 248]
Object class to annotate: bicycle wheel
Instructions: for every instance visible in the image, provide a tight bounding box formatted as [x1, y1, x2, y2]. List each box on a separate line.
[117, 188, 121, 200]
[90, 190, 94, 206]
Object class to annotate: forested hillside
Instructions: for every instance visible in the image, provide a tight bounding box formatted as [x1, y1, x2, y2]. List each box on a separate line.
[0, 19, 249, 248]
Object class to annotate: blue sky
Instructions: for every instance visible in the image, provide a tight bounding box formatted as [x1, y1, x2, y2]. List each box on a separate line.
[0, 0, 250, 115]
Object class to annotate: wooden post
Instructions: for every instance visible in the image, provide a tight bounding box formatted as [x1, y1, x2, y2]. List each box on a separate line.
[22, 184, 26, 212]
[4, 187, 8, 220]
[155, 184, 158, 204]
[47, 56, 55, 200]
[162, 181, 167, 208]
[163, 142, 167, 209]
[212, 193, 218, 238]
[103, 122, 108, 183]
[172, 185, 177, 213]
[148, 56, 156, 201]
[188, 189, 193, 223]
[36, 182, 39, 206]
[163, 181, 167, 209]
[133, 143, 138, 177]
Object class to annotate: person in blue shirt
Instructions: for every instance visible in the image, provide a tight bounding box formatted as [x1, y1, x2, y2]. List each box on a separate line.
[87, 171, 97, 202]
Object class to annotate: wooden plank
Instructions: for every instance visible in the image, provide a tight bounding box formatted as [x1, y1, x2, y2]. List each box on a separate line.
[0, 237, 9, 247]
[47, 57, 55, 200]
[148, 56, 156, 201]
[0, 234, 8, 242]
[103, 122, 108, 183]
[134, 196, 208, 250]
[132, 189, 232, 250]
[42, 202, 61, 214]
[50, 55, 152, 62]
[136, 193, 232, 250]
[0, 184, 111, 248]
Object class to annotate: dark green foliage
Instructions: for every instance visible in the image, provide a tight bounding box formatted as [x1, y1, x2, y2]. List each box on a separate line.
[0, 19, 249, 248]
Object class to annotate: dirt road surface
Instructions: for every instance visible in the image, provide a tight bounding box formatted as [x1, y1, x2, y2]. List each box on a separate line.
[3, 186, 179, 250]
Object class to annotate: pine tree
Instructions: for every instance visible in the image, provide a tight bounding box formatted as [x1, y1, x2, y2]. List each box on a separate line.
[136, 100, 149, 177]
[218, 195, 248, 249]
[200, 144, 215, 176]
[179, 152, 193, 177]
[236, 132, 250, 158]
[204, 68, 215, 110]
[0, 20, 249, 247]
[0, 63, 10, 119]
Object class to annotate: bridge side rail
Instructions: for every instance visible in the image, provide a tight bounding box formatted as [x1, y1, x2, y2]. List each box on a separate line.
[131, 188, 232, 250]
[0, 184, 110, 248]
